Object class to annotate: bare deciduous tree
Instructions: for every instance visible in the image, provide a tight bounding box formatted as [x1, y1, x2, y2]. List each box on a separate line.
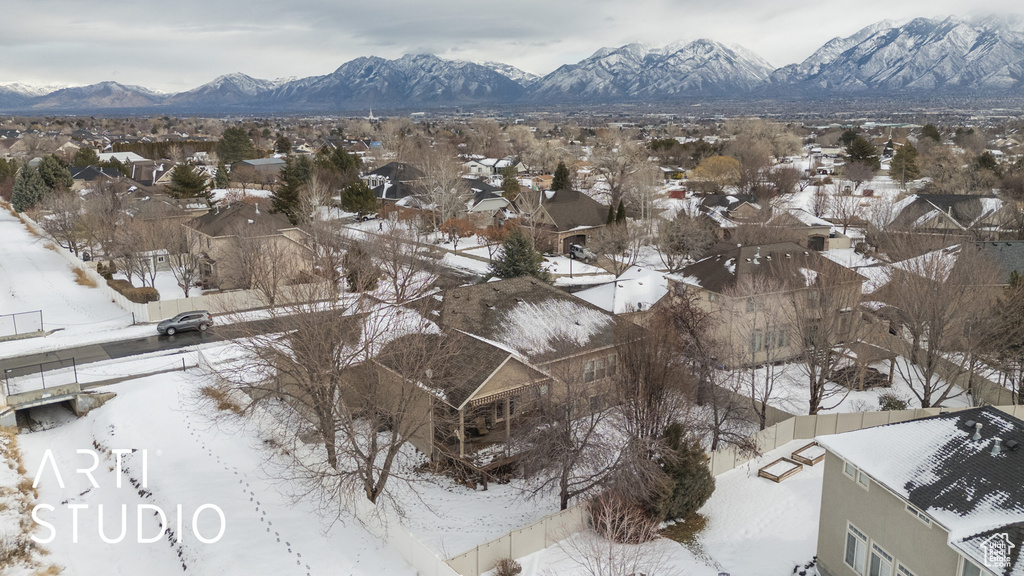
[517, 361, 622, 511]
[39, 191, 85, 256]
[559, 491, 677, 576]
[882, 242, 1000, 407]
[419, 149, 469, 226]
[783, 257, 868, 414]
[214, 294, 455, 517]
[590, 222, 648, 276]
[723, 276, 790, 429]
[656, 213, 717, 273]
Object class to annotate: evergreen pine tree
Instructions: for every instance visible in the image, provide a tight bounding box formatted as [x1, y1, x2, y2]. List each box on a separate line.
[341, 180, 379, 217]
[217, 127, 258, 164]
[166, 164, 211, 200]
[552, 161, 570, 191]
[274, 135, 292, 154]
[846, 136, 880, 171]
[889, 143, 921, 189]
[647, 423, 716, 521]
[606, 202, 615, 225]
[921, 124, 942, 142]
[489, 228, 546, 280]
[214, 161, 230, 189]
[273, 155, 312, 223]
[500, 166, 520, 200]
[11, 166, 50, 212]
[615, 201, 626, 224]
[37, 155, 73, 191]
[72, 147, 101, 167]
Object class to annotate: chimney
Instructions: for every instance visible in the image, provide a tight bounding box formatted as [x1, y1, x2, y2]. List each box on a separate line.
[973, 422, 983, 440]
[992, 438, 1002, 456]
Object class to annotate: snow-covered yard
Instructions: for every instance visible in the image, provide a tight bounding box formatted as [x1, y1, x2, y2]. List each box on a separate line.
[16, 369, 420, 576]
[511, 439, 825, 576]
[737, 359, 973, 416]
[0, 208, 134, 341]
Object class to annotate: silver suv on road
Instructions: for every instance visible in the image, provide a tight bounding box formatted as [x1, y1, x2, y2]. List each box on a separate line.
[157, 311, 213, 336]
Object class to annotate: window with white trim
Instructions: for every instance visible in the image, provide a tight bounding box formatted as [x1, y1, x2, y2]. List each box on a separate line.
[896, 563, 917, 576]
[905, 504, 931, 526]
[845, 523, 868, 575]
[960, 558, 982, 576]
[843, 460, 857, 479]
[869, 542, 893, 576]
[857, 469, 870, 489]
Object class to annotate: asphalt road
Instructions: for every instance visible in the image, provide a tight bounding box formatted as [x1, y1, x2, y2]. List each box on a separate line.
[0, 316, 288, 376]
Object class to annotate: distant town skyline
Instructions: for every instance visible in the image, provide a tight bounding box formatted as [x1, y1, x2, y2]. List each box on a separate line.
[2, 1, 1023, 92]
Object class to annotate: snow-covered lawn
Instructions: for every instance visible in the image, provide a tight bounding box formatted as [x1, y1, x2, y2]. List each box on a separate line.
[0, 208, 134, 339]
[741, 360, 973, 416]
[512, 439, 825, 576]
[17, 369, 419, 576]
[441, 252, 492, 275]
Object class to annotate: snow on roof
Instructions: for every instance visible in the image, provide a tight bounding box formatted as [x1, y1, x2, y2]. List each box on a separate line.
[495, 299, 613, 358]
[798, 268, 818, 286]
[788, 208, 832, 228]
[894, 245, 960, 283]
[818, 407, 1024, 574]
[574, 265, 669, 314]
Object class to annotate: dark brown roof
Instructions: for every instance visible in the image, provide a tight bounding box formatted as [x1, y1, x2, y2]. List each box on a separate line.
[891, 194, 1003, 230]
[376, 330, 516, 409]
[676, 242, 864, 294]
[187, 202, 293, 237]
[439, 276, 623, 364]
[521, 189, 608, 232]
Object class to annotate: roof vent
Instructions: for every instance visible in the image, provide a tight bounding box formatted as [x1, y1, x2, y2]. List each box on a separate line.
[965, 419, 977, 430]
[992, 438, 1002, 456]
[1006, 439, 1019, 451]
[973, 422, 983, 441]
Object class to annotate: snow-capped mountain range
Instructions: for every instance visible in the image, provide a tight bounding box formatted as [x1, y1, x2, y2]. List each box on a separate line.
[2, 15, 1023, 112]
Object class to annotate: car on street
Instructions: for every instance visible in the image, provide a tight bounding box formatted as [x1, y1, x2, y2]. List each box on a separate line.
[157, 311, 213, 336]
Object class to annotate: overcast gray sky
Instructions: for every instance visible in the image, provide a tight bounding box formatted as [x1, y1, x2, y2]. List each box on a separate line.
[2, 0, 1023, 92]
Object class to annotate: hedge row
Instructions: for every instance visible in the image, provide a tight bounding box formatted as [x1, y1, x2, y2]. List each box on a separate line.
[106, 279, 160, 303]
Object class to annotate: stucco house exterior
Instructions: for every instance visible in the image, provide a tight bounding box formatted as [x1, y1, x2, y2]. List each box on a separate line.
[667, 242, 866, 367]
[513, 189, 608, 253]
[185, 202, 311, 290]
[815, 406, 1024, 576]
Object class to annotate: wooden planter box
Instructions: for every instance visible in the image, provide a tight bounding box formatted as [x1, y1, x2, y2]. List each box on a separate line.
[791, 442, 827, 466]
[758, 457, 803, 483]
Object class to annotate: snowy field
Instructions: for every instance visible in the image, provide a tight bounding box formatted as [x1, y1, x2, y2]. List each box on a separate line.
[511, 439, 825, 576]
[0, 208, 136, 348]
[16, 369, 420, 576]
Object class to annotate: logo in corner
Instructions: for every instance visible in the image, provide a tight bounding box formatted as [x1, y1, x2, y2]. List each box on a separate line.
[980, 532, 1014, 570]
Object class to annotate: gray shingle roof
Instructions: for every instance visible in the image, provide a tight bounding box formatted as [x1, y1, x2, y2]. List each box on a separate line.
[676, 242, 864, 294]
[439, 276, 624, 364]
[819, 407, 1024, 576]
[187, 202, 292, 237]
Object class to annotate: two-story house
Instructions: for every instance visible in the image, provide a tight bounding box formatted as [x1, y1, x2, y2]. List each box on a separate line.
[668, 242, 866, 367]
[815, 406, 1024, 576]
[185, 202, 311, 290]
